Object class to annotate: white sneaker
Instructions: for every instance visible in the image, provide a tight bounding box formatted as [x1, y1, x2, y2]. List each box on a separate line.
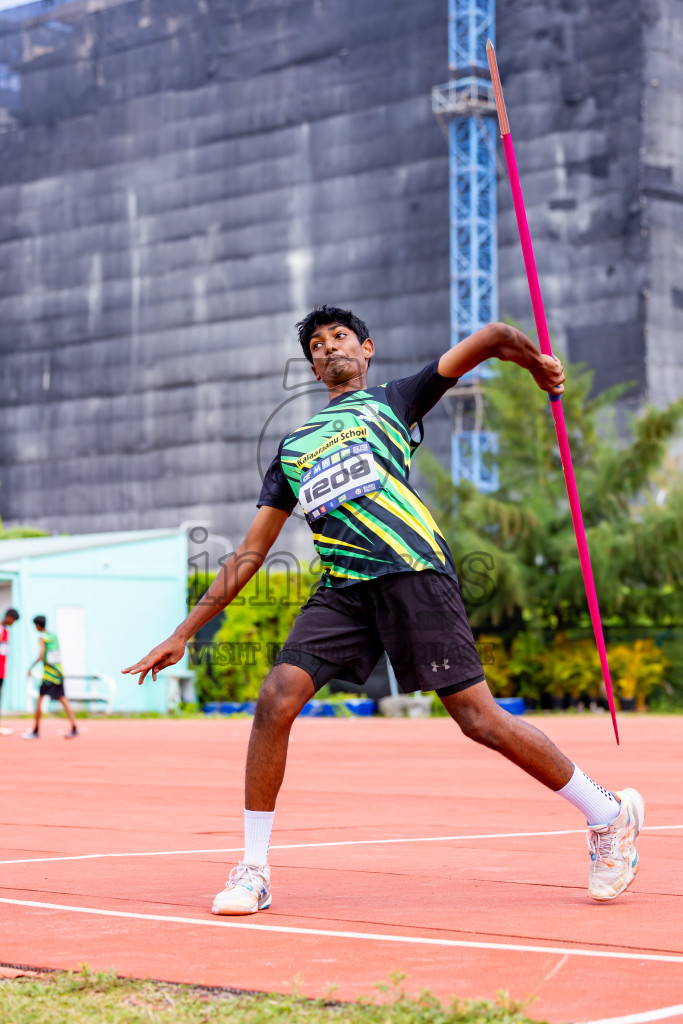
[0, 727, 13, 736]
[21, 730, 39, 740]
[211, 862, 271, 915]
[588, 788, 644, 901]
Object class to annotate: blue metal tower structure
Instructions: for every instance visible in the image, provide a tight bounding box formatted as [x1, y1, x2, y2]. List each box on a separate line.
[0, 1, 75, 112]
[432, 0, 498, 492]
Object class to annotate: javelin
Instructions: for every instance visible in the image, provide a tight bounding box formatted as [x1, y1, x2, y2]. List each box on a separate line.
[486, 40, 619, 744]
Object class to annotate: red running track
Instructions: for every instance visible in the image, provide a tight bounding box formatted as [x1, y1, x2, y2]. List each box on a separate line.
[0, 714, 682, 1023]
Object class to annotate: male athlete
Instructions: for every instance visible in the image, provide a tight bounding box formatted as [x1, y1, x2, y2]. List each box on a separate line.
[22, 615, 79, 740]
[124, 306, 644, 914]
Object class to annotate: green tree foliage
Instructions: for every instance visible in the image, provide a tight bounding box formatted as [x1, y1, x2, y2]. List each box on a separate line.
[0, 526, 51, 538]
[422, 357, 683, 636]
[0, 510, 50, 539]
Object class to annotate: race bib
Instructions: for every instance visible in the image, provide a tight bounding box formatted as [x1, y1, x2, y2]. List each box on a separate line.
[46, 650, 61, 665]
[299, 442, 381, 521]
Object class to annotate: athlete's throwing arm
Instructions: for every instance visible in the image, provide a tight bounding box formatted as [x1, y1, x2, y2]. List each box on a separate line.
[123, 505, 289, 684]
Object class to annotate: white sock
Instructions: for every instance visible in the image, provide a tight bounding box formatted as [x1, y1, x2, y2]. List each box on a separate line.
[557, 765, 621, 825]
[243, 809, 275, 867]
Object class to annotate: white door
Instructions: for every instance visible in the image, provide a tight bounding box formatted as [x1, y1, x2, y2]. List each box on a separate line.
[55, 606, 86, 678]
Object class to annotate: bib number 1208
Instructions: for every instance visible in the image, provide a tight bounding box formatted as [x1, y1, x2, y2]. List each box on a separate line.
[299, 442, 381, 520]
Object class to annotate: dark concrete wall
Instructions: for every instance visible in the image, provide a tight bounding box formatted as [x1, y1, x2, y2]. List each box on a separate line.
[1, 0, 681, 543]
[0, 0, 452, 545]
[496, 0, 647, 401]
[642, 0, 683, 408]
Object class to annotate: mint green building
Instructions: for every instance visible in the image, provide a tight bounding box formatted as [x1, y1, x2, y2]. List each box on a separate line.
[0, 530, 188, 713]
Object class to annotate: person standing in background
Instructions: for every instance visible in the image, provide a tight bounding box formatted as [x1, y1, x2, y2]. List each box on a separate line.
[22, 616, 78, 740]
[0, 608, 20, 736]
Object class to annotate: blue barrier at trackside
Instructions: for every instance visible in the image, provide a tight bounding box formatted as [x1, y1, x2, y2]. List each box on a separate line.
[203, 697, 525, 717]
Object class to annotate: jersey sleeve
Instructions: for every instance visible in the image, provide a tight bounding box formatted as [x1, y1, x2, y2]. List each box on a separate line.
[385, 359, 458, 426]
[257, 443, 298, 514]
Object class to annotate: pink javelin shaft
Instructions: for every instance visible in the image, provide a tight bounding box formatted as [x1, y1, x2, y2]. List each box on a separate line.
[487, 43, 619, 743]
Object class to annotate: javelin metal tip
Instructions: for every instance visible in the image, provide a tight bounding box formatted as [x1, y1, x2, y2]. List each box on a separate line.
[486, 41, 510, 136]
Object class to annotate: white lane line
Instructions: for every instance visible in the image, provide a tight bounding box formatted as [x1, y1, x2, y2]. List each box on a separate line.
[0, 829, 585, 866]
[579, 1004, 683, 1024]
[0, 824, 680, 867]
[1, 897, 683, 964]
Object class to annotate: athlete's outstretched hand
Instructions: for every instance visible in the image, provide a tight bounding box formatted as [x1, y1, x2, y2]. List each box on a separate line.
[531, 353, 565, 395]
[122, 635, 186, 685]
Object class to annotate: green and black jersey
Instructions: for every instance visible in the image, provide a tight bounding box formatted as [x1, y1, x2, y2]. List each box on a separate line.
[41, 630, 64, 685]
[258, 360, 459, 588]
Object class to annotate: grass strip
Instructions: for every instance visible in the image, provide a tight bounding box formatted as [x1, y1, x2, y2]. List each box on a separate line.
[0, 964, 548, 1023]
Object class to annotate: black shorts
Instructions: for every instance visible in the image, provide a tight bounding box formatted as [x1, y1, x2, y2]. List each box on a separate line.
[40, 681, 65, 700]
[275, 570, 485, 695]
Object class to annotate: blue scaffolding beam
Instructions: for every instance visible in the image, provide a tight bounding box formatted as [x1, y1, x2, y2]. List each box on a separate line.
[449, 99, 496, 348]
[448, 0, 494, 72]
[432, 0, 498, 492]
[451, 430, 498, 490]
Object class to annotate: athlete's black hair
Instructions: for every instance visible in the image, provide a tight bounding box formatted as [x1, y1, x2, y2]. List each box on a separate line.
[5, 608, 19, 621]
[33, 615, 46, 629]
[296, 305, 370, 364]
